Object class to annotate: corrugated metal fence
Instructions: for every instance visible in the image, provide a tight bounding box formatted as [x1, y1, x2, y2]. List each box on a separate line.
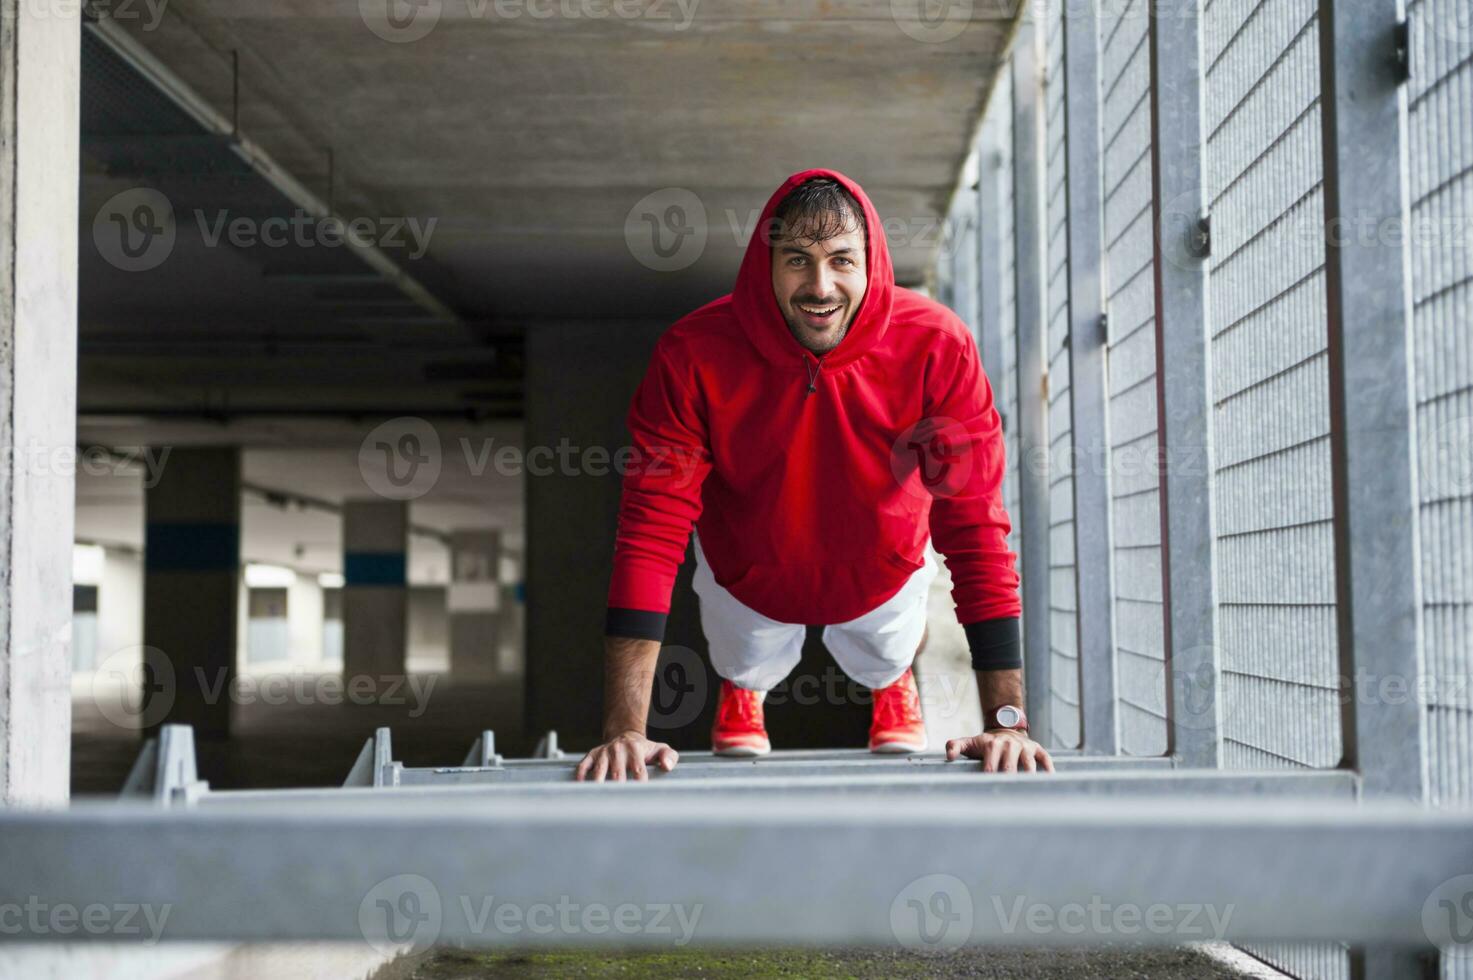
[938, 0, 1472, 976]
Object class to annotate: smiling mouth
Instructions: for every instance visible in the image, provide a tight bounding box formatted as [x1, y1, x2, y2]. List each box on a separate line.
[796, 301, 842, 323]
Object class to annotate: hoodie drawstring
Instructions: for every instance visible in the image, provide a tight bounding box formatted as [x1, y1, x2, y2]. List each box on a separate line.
[805, 356, 823, 397]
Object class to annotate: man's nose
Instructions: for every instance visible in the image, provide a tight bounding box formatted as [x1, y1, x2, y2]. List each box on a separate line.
[807, 264, 835, 298]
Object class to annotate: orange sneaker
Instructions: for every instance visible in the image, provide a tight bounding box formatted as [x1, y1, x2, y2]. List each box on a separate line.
[869, 667, 927, 753]
[711, 680, 771, 756]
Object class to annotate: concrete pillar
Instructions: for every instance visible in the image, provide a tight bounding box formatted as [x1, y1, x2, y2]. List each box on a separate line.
[143, 448, 242, 739]
[498, 582, 524, 675]
[449, 529, 502, 680]
[287, 576, 325, 665]
[341, 499, 408, 679]
[0, 0, 80, 805]
[97, 547, 144, 678]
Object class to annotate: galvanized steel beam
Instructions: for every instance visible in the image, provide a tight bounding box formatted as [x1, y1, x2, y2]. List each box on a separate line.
[1148, 0, 1222, 768]
[1, 798, 1463, 948]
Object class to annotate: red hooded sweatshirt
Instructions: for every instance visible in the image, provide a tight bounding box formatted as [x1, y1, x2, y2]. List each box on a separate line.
[605, 168, 1022, 668]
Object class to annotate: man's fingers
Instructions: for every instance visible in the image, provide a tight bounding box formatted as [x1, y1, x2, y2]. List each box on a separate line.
[1020, 746, 1037, 772]
[575, 752, 593, 782]
[1001, 737, 1023, 773]
[1037, 746, 1055, 773]
[590, 751, 609, 783]
[609, 744, 627, 782]
[983, 736, 1005, 772]
[653, 745, 679, 772]
[947, 736, 983, 761]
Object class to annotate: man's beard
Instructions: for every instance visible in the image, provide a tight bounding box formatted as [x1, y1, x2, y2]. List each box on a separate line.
[784, 312, 850, 354]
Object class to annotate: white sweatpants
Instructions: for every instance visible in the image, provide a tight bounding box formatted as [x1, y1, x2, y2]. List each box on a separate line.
[691, 534, 939, 692]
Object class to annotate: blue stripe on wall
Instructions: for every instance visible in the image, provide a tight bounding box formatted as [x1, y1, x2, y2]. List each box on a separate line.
[145, 522, 240, 572]
[344, 552, 407, 587]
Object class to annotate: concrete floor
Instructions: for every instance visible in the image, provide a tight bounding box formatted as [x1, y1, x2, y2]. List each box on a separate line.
[412, 946, 1262, 979]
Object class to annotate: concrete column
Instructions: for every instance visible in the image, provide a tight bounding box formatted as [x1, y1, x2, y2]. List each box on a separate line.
[0, 0, 80, 805]
[449, 529, 502, 681]
[287, 576, 325, 665]
[98, 547, 143, 670]
[142, 448, 242, 739]
[341, 499, 408, 679]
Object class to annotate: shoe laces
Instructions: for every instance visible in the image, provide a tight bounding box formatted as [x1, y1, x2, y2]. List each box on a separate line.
[874, 670, 923, 730]
[719, 682, 764, 730]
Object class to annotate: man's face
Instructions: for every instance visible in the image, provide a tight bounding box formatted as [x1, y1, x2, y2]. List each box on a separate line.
[770, 212, 868, 355]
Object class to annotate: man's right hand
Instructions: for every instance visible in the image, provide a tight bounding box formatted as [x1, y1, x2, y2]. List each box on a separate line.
[574, 731, 679, 782]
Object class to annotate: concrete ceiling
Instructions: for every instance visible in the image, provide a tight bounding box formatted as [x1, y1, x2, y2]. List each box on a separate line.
[78, 0, 1017, 421]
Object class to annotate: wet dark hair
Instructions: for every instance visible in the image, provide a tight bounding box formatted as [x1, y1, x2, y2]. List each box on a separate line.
[765, 177, 866, 248]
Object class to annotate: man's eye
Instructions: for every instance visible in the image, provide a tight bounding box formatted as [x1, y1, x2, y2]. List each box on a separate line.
[834, 257, 853, 267]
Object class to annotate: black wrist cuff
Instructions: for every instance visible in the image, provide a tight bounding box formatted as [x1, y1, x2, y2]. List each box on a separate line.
[605, 607, 668, 642]
[964, 617, 1022, 672]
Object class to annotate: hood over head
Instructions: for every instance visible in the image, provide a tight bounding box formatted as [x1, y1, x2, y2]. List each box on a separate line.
[730, 168, 895, 369]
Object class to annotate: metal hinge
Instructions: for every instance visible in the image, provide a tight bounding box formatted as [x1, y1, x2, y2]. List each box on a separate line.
[1394, 19, 1412, 84]
[1190, 212, 1212, 260]
[1099, 312, 1110, 346]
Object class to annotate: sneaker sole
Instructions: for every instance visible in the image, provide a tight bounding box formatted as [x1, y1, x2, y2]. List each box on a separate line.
[870, 740, 927, 754]
[712, 742, 771, 757]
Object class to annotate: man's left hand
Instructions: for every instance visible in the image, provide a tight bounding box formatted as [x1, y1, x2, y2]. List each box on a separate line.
[945, 730, 1054, 773]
